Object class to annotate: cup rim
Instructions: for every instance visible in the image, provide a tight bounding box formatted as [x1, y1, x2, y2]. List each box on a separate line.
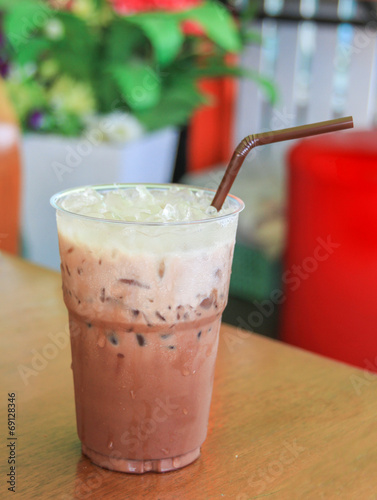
[50, 183, 244, 227]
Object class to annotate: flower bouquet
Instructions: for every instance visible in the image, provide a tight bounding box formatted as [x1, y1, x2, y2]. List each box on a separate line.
[0, 0, 272, 139]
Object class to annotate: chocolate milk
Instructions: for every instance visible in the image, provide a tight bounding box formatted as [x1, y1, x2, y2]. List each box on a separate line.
[52, 185, 243, 473]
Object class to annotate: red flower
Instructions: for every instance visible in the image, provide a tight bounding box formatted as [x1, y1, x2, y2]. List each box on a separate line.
[109, 0, 202, 15]
[180, 19, 205, 36]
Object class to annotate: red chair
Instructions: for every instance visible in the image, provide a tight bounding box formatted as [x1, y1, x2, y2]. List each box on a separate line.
[280, 130, 377, 371]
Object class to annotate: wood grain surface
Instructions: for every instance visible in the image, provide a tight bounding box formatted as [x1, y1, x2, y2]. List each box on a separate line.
[1, 253, 376, 500]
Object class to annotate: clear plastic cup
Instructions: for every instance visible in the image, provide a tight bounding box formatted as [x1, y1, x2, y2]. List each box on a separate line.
[51, 184, 244, 473]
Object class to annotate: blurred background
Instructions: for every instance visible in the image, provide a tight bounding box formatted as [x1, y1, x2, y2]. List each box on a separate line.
[1, 0, 377, 370]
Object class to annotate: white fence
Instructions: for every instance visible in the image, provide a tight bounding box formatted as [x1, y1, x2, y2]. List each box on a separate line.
[236, 7, 377, 147]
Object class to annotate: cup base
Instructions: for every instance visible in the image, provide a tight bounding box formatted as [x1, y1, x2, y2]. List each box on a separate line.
[82, 444, 201, 473]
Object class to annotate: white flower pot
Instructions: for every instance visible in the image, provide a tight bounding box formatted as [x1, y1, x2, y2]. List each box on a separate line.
[21, 127, 179, 270]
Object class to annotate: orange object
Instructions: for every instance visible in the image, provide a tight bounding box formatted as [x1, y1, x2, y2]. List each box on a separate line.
[187, 74, 237, 173]
[0, 78, 21, 255]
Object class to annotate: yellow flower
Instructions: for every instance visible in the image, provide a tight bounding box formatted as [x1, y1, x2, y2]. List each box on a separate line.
[48, 76, 96, 116]
[71, 0, 94, 19]
[5, 78, 46, 122]
[71, 0, 114, 26]
[39, 60, 60, 80]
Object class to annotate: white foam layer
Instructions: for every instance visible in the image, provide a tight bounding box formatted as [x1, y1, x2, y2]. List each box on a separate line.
[56, 185, 242, 255]
[60, 186, 234, 223]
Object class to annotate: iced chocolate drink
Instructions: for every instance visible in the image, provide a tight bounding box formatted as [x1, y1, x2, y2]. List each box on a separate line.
[51, 184, 243, 473]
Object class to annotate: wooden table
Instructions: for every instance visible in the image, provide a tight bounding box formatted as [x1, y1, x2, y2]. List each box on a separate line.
[1, 253, 376, 500]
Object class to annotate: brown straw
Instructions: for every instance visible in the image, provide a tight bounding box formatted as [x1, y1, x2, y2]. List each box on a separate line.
[211, 116, 354, 210]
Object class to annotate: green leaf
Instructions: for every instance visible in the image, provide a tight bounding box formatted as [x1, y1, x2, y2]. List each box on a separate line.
[135, 76, 206, 130]
[110, 63, 161, 111]
[239, 1, 259, 21]
[0, 0, 35, 6]
[179, 63, 278, 106]
[51, 112, 83, 136]
[50, 12, 98, 80]
[54, 12, 97, 54]
[105, 19, 147, 63]
[14, 37, 50, 65]
[50, 45, 94, 80]
[243, 30, 262, 45]
[180, 1, 242, 53]
[33, 110, 83, 136]
[127, 14, 184, 67]
[94, 73, 121, 114]
[4, 0, 51, 52]
[193, 66, 245, 78]
[91, 0, 103, 9]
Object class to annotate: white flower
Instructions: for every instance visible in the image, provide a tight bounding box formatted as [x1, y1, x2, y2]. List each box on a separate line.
[44, 19, 64, 40]
[84, 112, 145, 144]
